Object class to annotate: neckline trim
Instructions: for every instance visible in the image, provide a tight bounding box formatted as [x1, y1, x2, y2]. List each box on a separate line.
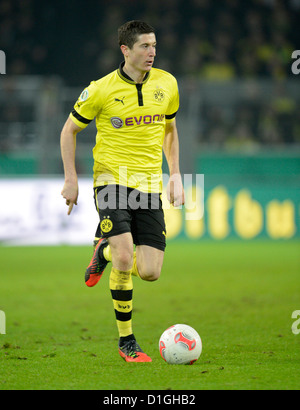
[117, 61, 150, 85]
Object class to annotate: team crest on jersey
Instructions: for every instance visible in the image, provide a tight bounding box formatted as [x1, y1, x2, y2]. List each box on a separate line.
[110, 117, 123, 129]
[153, 88, 165, 103]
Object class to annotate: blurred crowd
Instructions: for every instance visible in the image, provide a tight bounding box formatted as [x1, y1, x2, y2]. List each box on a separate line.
[1, 0, 299, 82]
[199, 83, 300, 148]
[0, 0, 299, 148]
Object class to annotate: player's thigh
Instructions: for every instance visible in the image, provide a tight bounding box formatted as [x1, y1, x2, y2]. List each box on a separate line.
[94, 185, 131, 239]
[135, 245, 165, 281]
[132, 194, 166, 252]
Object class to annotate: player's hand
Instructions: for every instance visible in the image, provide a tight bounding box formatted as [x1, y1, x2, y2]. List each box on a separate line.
[167, 173, 185, 207]
[61, 181, 78, 215]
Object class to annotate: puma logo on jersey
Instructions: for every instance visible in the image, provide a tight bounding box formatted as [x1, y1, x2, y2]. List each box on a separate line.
[115, 97, 125, 105]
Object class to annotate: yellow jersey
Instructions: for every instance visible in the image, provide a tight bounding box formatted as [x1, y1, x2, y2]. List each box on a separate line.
[69, 62, 179, 193]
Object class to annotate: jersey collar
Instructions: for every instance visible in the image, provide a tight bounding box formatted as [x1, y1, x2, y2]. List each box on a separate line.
[117, 61, 150, 85]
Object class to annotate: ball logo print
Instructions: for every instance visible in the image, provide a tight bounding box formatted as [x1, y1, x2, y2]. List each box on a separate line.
[174, 331, 196, 350]
[159, 340, 166, 359]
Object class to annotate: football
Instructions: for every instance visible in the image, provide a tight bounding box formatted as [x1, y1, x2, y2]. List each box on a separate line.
[159, 324, 202, 365]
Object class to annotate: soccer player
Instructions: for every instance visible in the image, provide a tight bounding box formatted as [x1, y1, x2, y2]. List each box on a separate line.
[60, 20, 185, 362]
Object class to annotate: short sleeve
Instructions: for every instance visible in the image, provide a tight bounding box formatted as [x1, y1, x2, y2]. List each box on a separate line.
[69, 81, 101, 128]
[165, 77, 179, 123]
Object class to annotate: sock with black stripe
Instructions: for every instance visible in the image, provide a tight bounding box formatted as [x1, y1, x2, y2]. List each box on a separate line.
[109, 267, 133, 342]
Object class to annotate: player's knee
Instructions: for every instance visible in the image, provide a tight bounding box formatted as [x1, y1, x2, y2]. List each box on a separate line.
[140, 267, 161, 282]
[113, 249, 133, 271]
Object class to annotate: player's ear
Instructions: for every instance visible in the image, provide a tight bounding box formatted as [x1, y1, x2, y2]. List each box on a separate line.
[120, 44, 129, 57]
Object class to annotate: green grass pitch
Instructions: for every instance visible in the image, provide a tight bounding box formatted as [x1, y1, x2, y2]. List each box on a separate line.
[0, 241, 299, 390]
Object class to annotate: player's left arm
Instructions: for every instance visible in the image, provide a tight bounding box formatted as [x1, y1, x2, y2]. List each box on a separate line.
[163, 119, 185, 207]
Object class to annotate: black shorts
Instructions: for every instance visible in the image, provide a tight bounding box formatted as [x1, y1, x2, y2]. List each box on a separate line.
[94, 185, 166, 251]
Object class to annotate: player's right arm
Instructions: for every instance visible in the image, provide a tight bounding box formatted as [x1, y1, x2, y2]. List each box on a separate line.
[60, 117, 83, 215]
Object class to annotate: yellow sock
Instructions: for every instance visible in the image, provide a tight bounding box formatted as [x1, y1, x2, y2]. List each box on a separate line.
[103, 244, 112, 262]
[109, 267, 133, 338]
[131, 252, 140, 278]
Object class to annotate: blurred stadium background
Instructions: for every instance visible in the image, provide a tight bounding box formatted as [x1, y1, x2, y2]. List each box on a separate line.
[0, 0, 299, 245]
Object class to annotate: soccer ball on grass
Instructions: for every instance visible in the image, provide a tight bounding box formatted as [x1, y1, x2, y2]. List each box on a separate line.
[159, 324, 202, 365]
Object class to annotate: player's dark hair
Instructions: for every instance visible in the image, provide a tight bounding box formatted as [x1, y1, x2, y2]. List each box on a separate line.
[118, 20, 155, 49]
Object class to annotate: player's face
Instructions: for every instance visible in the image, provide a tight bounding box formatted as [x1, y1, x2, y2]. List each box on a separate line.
[126, 33, 156, 73]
